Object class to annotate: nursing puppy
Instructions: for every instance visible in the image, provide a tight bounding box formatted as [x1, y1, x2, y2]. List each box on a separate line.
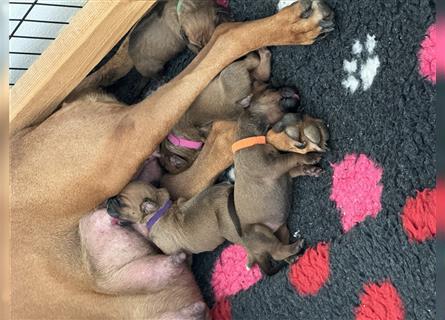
[159, 48, 272, 174]
[233, 90, 326, 253]
[73, 0, 222, 96]
[106, 181, 302, 274]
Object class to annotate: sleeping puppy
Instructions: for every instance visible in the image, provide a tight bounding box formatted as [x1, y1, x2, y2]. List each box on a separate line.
[232, 89, 326, 263]
[106, 181, 302, 275]
[72, 0, 223, 96]
[159, 48, 272, 174]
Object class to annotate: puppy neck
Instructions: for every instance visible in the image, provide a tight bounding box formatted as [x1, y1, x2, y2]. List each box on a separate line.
[146, 199, 173, 232]
[236, 110, 270, 140]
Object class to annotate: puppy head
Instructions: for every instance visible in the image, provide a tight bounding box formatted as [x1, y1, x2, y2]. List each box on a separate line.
[247, 85, 300, 125]
[178, 0, 221, 52]
[106, 181, 170, 224]
[267, 113, 329, 154]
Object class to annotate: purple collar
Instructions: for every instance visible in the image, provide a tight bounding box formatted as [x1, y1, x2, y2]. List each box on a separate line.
[146, 200, 173, 232]
[167, 133, 203, 150]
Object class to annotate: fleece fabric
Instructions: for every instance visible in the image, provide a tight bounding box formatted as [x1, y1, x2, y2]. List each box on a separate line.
[105, 0, 436, 319]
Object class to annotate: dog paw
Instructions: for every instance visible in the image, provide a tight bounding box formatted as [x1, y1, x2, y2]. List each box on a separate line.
[257, 47, 271, 59]
[278, 0, 334, 45]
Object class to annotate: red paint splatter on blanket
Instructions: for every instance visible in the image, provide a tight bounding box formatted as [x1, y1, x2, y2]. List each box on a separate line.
[211, 244, 262, 300]
[356, 281, 405, 320]
[330, 154, 383, 232]
[419, 24, 436, 83]
[401, 188, 436, 242]
[211, 298, 232, 320]
[289, 242, 330, 295]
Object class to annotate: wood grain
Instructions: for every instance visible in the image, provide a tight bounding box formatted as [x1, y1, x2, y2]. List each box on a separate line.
[10, 0, 157, 136]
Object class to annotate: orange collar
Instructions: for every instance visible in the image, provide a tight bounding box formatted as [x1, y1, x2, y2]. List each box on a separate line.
[232, 136, 267, 153]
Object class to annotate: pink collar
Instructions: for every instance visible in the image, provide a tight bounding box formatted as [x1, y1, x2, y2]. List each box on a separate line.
[167, 133, 203, 150]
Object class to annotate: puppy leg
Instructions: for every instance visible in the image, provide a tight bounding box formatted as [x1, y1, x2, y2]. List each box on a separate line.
[161, 121, 237, 199]
[251, 47, 271, 82]
[242, 224, 301, 275]
[288, 164, 323, 178]
[275, 224, 290, 244]
[267, 152, 322, 179]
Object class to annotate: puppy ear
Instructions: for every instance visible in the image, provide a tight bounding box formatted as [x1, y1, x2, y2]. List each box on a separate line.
[140, 198, 158, 215]
[237, 94, 253, 108]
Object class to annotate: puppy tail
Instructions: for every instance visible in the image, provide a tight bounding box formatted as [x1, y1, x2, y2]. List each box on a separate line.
[227, 189, 243, 237]
[69, 36, 134, 99]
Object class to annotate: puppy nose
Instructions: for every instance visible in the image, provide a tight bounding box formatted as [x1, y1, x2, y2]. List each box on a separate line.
[280, 87, 300, 112]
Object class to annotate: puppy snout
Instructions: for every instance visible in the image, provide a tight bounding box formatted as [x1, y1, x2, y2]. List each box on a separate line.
[280, 87, 300, 112]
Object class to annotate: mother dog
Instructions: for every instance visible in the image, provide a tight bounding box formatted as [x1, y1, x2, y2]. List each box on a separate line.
[10, 1, 334, 319]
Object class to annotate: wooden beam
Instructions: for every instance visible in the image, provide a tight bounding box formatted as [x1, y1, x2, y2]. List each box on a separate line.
[9, 0, 157, 136]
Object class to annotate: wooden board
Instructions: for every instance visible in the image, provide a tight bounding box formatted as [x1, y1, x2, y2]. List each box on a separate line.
[9, 0, 157, 136]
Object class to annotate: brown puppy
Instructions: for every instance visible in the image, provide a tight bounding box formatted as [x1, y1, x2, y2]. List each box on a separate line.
[161, 111, 329, 200]
[106, 181, 301, 275]
[72, 0, 221, 96]
[159, 48, 272, 174]
[232, 89, 326, 260]
[11, 2, 334, 318]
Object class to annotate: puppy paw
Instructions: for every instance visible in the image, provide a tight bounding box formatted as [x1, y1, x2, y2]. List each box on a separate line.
[290, 239, 305, 255]
[303, 165, 323, 177]
[170, 252, 187, 267]
[179, 302, 207, 320]
[302, 153, 322, 165]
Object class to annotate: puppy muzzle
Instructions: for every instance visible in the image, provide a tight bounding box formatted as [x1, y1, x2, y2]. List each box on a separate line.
[279, 87, 300, 112]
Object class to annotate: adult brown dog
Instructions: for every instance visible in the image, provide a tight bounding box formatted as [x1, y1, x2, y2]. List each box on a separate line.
[10, 1, 334, 319]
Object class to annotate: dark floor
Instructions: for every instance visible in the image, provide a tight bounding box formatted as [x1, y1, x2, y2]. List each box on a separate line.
[107, 0, 436, 319]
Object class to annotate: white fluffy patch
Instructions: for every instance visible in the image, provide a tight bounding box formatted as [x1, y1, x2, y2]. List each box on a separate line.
[343, 34, 380, 93]
[343, 59, 358, 73]
[360, 55, 380, 90]
[352, 40, 363, 55]
[342, 75, 360, 93]
[365, 34, 377, 54]
[227, 166, 236, 183]
[276, 0, 298, 11]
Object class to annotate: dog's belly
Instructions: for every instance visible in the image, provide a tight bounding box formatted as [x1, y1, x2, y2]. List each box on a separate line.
[80, 209, 155, 268]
